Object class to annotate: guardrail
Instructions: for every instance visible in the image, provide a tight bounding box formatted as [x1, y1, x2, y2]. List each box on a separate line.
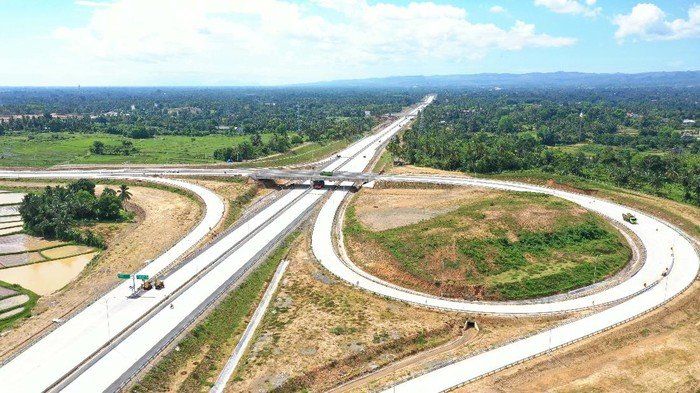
[107, 196, 322, 392]
[0, 176, 221, 366]
[366, 176, 700, 393]
[49, 188, 317, 391]
[330, 188, 657, 316]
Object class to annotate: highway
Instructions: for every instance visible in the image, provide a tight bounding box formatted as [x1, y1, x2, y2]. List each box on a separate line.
[2, 92, 696, 393]
[0, 96, 433, 392]
[310, 174, 699, 391]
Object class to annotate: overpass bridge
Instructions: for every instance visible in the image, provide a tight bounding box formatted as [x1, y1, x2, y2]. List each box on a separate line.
[247, 169, 378, 183]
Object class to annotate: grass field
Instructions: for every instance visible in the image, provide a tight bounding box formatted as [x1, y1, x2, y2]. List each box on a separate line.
[0, 133, 273, 167]
[230, 139, 352, 168]
[346, 191, 631, 300]
[487, 169, 699, 236]
[372, 150, 394, 173]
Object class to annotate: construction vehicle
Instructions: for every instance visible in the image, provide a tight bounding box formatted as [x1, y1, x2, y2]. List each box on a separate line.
[313, 180, 325, 189]
[141, 280, 153, 291]
[622, 212, 638, 224]
[320, 170, 333, 177]
[154, 278, 165, 290]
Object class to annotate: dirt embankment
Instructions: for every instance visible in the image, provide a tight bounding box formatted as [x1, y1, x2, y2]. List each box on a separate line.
[346, 186, 626, 301]
[0, 184, 202, 361]
[225, 231, 571, 393]
[463, 281, 700, 393]
[225, 233, 461, 393]
[384, 165, 700, 392]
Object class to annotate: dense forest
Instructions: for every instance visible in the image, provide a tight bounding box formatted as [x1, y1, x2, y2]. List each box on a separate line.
[0, 87, 421, 162]
[389, 88, 700, 205]
[0, 87, 418, 139]
[19, 179, 133, 247]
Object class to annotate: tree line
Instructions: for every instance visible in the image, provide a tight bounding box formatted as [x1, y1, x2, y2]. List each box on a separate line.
[19, 179, 133, 248]
[390, 88, 700, 205]
[0, 87, 419, 141]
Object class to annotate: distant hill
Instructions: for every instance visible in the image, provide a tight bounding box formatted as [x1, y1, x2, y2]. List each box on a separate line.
[302, 71, 700, 89]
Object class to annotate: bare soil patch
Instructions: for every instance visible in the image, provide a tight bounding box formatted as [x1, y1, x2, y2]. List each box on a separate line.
[353, 187, 503, 231]
[347, 188, 629, 300]
[226, 233, 462, 393]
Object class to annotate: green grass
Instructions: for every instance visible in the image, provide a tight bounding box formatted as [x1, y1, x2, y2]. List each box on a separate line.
[372, 150, 394, 173]
[0, 280, 39, 331]
[131, 231, 299, 393]
[230, 139, 351, 168]
[346, 192, 631, 300]
[486, 169, 700, 238]
[551, 143, 667, 157]
[0, 133, 273, 167]
[222, 184, 259, 230]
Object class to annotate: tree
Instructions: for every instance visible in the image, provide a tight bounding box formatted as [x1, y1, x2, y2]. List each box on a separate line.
[69, 178, 96, 195]
[497, 115, 516, 134]
[129, 128, 155, 139]
[97, 188, 122, 220]
[118, 184, 132, 202]
[90, 141, 105, 155]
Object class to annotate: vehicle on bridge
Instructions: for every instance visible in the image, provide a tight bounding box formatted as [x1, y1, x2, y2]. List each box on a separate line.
[320, 170, 333, 177]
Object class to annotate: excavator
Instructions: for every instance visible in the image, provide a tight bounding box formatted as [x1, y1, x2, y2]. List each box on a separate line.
[141, 278, 165, 291]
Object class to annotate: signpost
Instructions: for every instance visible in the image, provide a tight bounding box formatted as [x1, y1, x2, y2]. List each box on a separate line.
[117, 273, 151, 294]
[118, 272, 148, 294]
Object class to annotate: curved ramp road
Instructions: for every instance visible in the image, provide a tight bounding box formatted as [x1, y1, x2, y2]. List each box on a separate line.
[0, 96, 434, 392]
[0, 174, 225, 391]
[310, 175, 699, 391]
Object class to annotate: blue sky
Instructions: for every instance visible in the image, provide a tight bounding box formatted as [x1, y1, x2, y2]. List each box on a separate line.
[0, 0, 698, 86]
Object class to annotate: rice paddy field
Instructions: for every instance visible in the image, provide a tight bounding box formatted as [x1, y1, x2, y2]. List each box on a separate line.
[0, 132, 274, 167]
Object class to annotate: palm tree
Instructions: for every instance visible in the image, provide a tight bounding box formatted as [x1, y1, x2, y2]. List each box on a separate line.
[118, 184, 132, 202]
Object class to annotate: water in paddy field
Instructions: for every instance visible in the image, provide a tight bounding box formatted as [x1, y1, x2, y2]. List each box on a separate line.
[0, 252, 98, 295]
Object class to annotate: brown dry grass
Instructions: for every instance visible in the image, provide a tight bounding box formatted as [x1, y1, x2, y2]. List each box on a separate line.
[226, 233, 462, 393]
[353, 187, 503, 231]
[386, 165, 700, 392]
[0, 184, 202, 360]
[225, 230, 572, 393]
[463, 282, 700, 393]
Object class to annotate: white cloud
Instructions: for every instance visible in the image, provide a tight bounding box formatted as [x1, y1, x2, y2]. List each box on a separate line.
[51, 0, 576, 84]
[534, 0, 601, 17]
[489, 5, 507, 14]
[614, 3, 700, 42]
[74, 1, 110, 7]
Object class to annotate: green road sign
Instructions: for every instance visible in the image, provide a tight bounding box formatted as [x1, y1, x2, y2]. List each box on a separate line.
[117, 273, 131, 279]
[136, 274, 149, 280]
